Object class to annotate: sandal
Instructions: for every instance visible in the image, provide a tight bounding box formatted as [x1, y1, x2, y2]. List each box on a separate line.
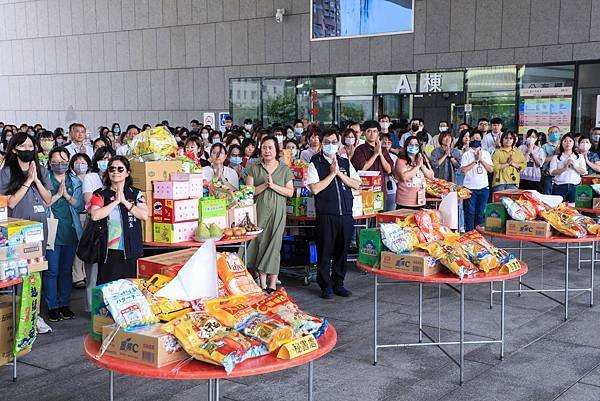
[265, 288, 276, 295]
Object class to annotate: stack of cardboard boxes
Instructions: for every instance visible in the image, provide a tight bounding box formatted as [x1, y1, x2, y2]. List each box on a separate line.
[287, 162, 315, 217]
[485, 189, 552, 238]
[359, 171, 384, 215]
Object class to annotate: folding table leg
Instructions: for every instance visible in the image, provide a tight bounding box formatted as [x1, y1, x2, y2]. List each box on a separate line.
[109, 371, 114, 401]
[459, 284, 465, 386]
[308, 361, 314, 401]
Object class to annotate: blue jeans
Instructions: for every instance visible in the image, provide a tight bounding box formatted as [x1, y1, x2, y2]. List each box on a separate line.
[552, 183, 576, 203]
[465, 187, 489, 232]
[492, 184, 517, 192]
[456, 172, 465, 232]
[541, 174, 554, 195]
[44, 244, 77, 310]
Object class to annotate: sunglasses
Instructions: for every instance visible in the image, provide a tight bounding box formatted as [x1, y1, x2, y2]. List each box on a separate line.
[108, 166, 126, 173]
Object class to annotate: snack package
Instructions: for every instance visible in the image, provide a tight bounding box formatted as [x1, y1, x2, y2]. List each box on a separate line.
[541, 208, 587, 238]
[457, 239, 499, 272]
[425, 177, 471, 199]
[379, 223, 419, 253]
[501, 197, 527, 221]
[554, 204, 600, 235]
[13, 273, 41, 356]
[420, 241, 479, 278]
[143, 291, 192, 322]
[101, 279, 159, 330]
[162, 312, 228, 348]
[130, 126, 178, 158]
[206, 296, 261, 330]
[250, 288, 329, 339]
[460, 230, 521, 273]
[216, 252, 263, 295]
[519, 191, 549, 217]
[515, 199, 537, 221]
[240, 314, 294, 352]
[413, 210, 445, 242]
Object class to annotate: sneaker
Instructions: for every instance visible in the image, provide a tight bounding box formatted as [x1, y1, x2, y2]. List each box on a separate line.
[47, 309, 62, 322]
[59, 307, 75, 320]
[37, 316, 52, 334]
[320, 288, 333, 299]
[333, 287, 352, 297]
[73, 280, 86, 289]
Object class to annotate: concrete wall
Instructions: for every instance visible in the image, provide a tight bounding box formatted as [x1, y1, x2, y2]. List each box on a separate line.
[0, 0, 599, 130]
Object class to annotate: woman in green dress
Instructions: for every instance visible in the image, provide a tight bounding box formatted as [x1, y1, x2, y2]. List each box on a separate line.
[245, 135, 294, 293]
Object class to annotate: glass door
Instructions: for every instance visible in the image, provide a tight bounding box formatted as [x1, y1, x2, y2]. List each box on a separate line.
[336, 96, 374, 125]
[375, 94, 411, 123]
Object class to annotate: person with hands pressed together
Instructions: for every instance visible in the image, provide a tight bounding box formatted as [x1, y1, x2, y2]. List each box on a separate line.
[460, 131, 494, 231]
[578, 135, 600, 174]
[541, 126, 561, 194]
[549, 133, 587, 204]
[245, 136, 294, 294]
[351, 120, 394, 176]
[431, 131, 461, 182]
[518, 130, 546, 190]
[90, 156, 148, 284]
[308, 128, 362, 299]
[491, 131, 526, 192]
[202, 143, 239, 190]
[394, 136, 434, 209]
[65, 122, 94, 159]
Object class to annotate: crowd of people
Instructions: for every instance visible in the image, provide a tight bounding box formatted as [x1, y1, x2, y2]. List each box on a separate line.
[0, 115, 597, 320]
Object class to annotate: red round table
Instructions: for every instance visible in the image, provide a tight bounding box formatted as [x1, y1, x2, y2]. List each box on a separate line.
[285, 213, 377, 222]
[0, 278, 21, 382]
[476, 226, 599, 321]
[356, 260, 528, 385]
[576, 207, 600, 215]
[144, 234, 258, 248]
[84, 326, 337, 401]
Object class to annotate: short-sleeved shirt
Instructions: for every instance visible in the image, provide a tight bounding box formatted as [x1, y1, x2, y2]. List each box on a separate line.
[300, 148, 318, 163]
[83, 172, 103, 194]
[351, 143, 395, 177]
[202, 165, 240, 189]
[307, 155, 360, 185]
[394, 158, 426, 207]
[49, 173, 78, 246]
[518, 145, 547, 182]
[65, 142, 94, 159]
[584, 151, 600, 174]
[460, 149, 493, 190]
[549, 153, 586, 185]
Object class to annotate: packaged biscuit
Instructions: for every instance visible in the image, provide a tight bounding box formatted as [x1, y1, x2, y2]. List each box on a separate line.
[217, 252, 263, 295]
[101, 279, 159, 330]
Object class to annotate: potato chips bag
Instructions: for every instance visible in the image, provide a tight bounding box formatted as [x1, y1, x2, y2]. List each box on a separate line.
[217, 252, 263, 295]
[240, 314, 294, 352]
[519, 191, 549, 217]
[541, 208, 587, 238]
[380, 223, 420, 253]
[554, 203, 600, 235]
[501, 197, 527, 221]
[206, 296, 261, 330]
[457, 239, 499, 273]
[515, 199, 537, 221]
[420, 241, 479, 278]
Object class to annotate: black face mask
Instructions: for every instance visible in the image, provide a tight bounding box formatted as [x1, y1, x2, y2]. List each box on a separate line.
[411, 125, 419, 132]
[16, 149, 35, 163]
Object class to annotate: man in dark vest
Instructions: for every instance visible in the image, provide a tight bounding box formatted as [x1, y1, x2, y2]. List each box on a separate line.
[307, 127, 362, 299]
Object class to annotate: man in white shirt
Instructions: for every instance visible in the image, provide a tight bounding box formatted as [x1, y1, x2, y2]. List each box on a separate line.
[481, 117, 503, 154]
[65, 123, 94, 159]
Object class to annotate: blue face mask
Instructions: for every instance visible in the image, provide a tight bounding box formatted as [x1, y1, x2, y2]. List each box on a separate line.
[294, 127, 303, 135]
[114, 127, 120, 134]
[550, 133, 560, 142]
[323, 144, 339, 155]
[97, 160, 109, 172]
[407, 145, 419, 155]
[287, 131, 295, 139]
[230, 156, 242, 165]
[470, 140, 481, 149]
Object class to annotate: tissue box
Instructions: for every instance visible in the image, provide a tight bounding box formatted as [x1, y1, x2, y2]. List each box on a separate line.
[0, 242, 43, 261]
[228, 204, 257, 227]
[170, 172, 204, 198]
[152, 199, 199, 223]
[153, 181, 190, 200]
[137, 248, 198, 278]
[0, 260, 28, 281]
[153, 221, 198, 243]
[130, 160, 182, 191]
[0, 219, 44, 247]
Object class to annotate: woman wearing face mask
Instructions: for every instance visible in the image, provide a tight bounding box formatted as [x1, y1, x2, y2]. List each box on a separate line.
[273, 129, 285, 147]
[578, 135, 600, 174]
[83, 146, 115, 206]
[339, 128, 357, 159]
[202, 143, 239, 190]
[455, 129, 471, 233]
[210, 132, 222, 146]
[300, 130, 322, 163]
[541, 128, 562, 195]
[394, 136, 434, 210]
[243, 119, 254, 135]
[518, 130, 547, 190]
[550, 133, 587, 204]
[37, 130, 57, 167]
[245, 136, 294, 293]
[44, 147, 85, 322]
[0, 128, 14, 153]
[491, 131, 526, 192]
[284, 125, 295, 141]
[431, 131, 461, 182]
[184, 136, 211, 167]
[199, 128, 211, 152]
[284, 139, 299, 161]
[226, 144, 245, 179]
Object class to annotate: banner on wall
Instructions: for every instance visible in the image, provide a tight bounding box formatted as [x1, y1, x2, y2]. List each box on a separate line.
[218, 112, 230, 132]
[203, 112, 215, 128]
[518, 87, 572, 135]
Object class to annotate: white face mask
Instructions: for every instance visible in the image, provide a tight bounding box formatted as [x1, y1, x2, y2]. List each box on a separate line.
[380, 122, 390, 130]
[580, 143, 592, 152]
[526, 137, 536, 146]
[244, 124, 252, 131]
[290, 148, 298, 157]
[345, 137, 355, 146]
[439, 126, 448, 132]
[276, 135, 284, 143]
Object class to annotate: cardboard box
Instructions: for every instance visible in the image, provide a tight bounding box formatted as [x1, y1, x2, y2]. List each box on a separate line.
[142, 191, 153, 242]
[361, 191, 384, 215]
[0, 241, 43, 261]
[137, 248, 198, 278]
[101, 324, 187, 368]
[582, 175, 600, 185]
[358, 228, 382, 267]
[90, 284, 112, 342]
[505, 220, 552, 238]
[380, 251, 442, 276]
[199, 198, 228, 219]
[287, 197, 308, 216]
[376, 209, 416, 225]
[306, 197, 315, 217]
[27, 261, 48, 274]
[492, 189, 525, 203]
[228, 204, 257, 227]
[0, 196, 8, 222]
[575, 185, 593, 209]
[152, 198, 199, 223]
[484, 203, 508, 233]
[130, 160, 183, 191]
[0, 219, 44, 247]
[170, 172, 203, 198]
[0, 260, 28, 281]
[91, 314, 115, 343]
[0, 298, 27, 366]
[153, 221, 198, 243]
[352, 194, 363, 217]
[359, 173, 382, 192]
[593, 198, 600, 210]
[153, 181, 190, 200]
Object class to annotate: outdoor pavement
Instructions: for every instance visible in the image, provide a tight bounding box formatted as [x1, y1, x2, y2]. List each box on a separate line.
[2, 238, 600, 401]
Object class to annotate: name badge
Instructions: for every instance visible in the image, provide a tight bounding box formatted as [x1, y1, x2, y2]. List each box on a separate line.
[34, 205, 45, 213]
[476, 165, 484, 174]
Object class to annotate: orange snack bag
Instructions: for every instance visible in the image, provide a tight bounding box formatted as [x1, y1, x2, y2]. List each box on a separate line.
[217, 252, 263, 295]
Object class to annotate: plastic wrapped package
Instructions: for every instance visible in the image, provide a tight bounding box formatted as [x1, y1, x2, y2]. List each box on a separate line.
[413, 210, 456, 242]
[379, 223, 420, 253]
[457, 239, 499, 272]
[13, 273, 41, 356]
[515, 199, 537, 221]
[130, 126, 178, 159]
[206, 296, 261, 330]
[501, 197, 527, 221]
[239, 314, 294, 352]
[420, 241, 479, 278]
[519, 192, 549, 217]
[541, 208, 587, 238]
[101, 279, 159, 330]
[216, 253, 263, 295]
[553, 204, 600, 235]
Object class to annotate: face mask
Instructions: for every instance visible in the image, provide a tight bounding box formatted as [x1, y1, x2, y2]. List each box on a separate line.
[201, 133, 209, 139]
[50, 162, 69, 174]
[580, 143, 592, 152]
[470, 140, 481, 149]
[380, 122, 390, 130]
[16, 149, 35, 163]
[56, 139, 64, 146]
[359, 136, 366, 145]
[439, 126, 448, 133]
[345, 137, 356, 146]
[114, 127, 121, 134]
[294, 127, 303, 135]
[291, 148, 298, 157]
[212, 138, 221, 144]
[549, 133, 560, 142]
[244, 124, 253, 131]
[245, 133, 251, 138]
[406, 145, 419, 155]
[74, 163, 88, 175]
[411, 124, 420, 132]
[229, 156, 242, 165]
[286, 131, 295, 139]
[526, 138, 536, 146]
[323, 144, 339, 155]
[276, 135, 284, 143]
[97, 160, 109, 172]
[593, 134, 600, 142]
[40, 141, 54, 151]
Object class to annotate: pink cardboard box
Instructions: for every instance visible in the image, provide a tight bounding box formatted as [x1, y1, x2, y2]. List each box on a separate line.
[170, 172, 203, 198]
[153, 181, 189, 200]
[152, 199, 199, 223]
[153, 221, 198, 243]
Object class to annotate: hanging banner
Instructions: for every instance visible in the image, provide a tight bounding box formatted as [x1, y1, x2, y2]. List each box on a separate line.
[518, 87, 572, 135]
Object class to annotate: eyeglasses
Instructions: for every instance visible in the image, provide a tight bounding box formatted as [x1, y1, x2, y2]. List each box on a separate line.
[108, 166, 125, 173]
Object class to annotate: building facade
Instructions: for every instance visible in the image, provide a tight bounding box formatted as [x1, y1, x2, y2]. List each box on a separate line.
[0, 0, 599, 134]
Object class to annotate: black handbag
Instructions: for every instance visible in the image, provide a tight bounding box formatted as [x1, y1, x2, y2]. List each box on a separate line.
[76, 218, 108, 264]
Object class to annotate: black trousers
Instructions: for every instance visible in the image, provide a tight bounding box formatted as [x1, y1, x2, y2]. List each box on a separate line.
[97, 249, 137, 285]
[315, 214, 354, 291]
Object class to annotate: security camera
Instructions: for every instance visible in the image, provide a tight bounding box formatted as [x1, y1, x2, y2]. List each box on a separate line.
[275, 8, 285, 23]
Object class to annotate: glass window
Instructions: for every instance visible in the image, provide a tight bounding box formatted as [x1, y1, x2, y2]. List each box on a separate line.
[377, 74, 418, 94]
[336, 96, 373, 125]
[418, 71, 464, 93]
[576, 63, 600, 134]
[466, 66, 517, 131]
[230, 79, 260, 125]
[335, 76, 373, 96]
[296, 77, 334, 125]
[262, 79, 296, 127]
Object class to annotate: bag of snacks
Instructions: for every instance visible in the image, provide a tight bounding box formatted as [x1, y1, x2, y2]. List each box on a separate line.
[130, 126, 178, 158]
[206, 296, 260, 330]
[501, 197, 527, 221]
[457, 239, 499, 272]
[541, 208, 587, 238]
[519, 191, 549, 217]
[13, 273, 41, 357]
[380, 223, 419, 253]
[515, 199, 537, 221]
[420, 241, 479, 278]
[217, 253, 263, 295]
[101, 279, 159, 330]
[553, 204, 600, 235]
[240, 314, 294, 352]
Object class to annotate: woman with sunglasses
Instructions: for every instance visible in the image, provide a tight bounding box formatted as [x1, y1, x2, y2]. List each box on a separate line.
[44, 147, 85, 322]
[90, 156, 148, 284]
